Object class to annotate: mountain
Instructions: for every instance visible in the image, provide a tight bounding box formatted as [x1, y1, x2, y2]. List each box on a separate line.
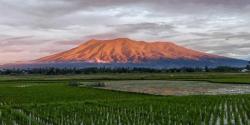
[37, 38, 219, 63]
[3, 38, 248, 69]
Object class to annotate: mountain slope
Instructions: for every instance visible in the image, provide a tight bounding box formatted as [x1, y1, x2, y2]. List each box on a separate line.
[3, 38, 247, 69]
[37, 38, 220, 63]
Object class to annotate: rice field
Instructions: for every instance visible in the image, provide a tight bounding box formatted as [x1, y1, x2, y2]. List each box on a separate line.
[0, 73, 250, 125]
[1, 94, 250, 125]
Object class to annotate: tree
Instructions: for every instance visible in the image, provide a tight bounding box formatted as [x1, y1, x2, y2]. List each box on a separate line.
[246, 61, 250, 70]
[204, 66, 209, 72]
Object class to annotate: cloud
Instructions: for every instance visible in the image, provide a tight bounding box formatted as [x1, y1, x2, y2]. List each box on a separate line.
[114, 23, 175, 34]
[83, 22, 179, 41]
[0, 0, 250, 63]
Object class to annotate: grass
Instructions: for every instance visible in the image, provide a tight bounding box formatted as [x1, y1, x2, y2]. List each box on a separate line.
[0, 72, 250, 83]
[0, 83, 153, 105]
[0, 73, 250, 124]
[0, 83, 250, 125]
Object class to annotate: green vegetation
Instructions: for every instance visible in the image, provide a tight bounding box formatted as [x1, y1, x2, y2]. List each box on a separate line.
[0, 72, 249, 84]
[246, 61, 250, 70]
[0, 73, 250, 124]
[0, 66, 246, 75]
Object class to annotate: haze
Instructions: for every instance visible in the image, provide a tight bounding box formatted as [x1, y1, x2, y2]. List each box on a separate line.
[0, 0, 250, 64]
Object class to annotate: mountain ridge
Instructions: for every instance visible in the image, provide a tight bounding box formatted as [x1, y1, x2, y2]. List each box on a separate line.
[37, 38, 221, 63]
[1, 38, 247, 69]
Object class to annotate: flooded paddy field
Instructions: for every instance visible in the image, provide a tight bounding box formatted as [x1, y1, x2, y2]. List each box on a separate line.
[83, 80, 250, 95]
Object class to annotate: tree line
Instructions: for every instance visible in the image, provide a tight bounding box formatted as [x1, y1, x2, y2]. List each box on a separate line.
[0, 65, 249, 75]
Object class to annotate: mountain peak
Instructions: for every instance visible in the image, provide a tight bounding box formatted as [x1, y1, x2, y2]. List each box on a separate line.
[113, 38, 132, 41]
[82, 38, 134, 46]
[37, 38, 221, 63]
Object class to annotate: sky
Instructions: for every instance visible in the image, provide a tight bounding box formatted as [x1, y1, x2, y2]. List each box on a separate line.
[0, 0, 250, 64]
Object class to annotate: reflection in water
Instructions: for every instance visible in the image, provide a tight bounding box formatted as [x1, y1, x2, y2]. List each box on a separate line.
[82, 80, 250, 96]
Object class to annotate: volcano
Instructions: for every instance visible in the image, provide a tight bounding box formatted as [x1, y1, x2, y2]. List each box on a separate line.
[3, 38, 248, 69]
[37, 38, 220, 63]
[32, 38, 247, 68]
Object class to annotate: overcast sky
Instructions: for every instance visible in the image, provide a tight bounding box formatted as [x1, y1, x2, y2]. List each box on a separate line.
[0, 0, 250, 64]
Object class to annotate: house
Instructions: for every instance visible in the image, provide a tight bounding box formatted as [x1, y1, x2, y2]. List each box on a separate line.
[241, 69, 249, 73]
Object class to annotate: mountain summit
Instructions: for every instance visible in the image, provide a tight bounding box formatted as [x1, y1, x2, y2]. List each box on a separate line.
[37, 38, 220, 63]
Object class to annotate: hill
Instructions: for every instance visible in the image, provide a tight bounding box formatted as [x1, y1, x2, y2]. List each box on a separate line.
[3, 38, 248, 69]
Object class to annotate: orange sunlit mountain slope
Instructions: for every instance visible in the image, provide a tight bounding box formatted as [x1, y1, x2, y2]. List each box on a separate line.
[37, 38, 220, 63]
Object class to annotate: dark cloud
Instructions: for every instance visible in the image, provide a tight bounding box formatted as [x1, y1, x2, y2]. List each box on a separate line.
[1, 0, 249, 32]
[180, 37, 250, 59]
[114, 23, 175, 34]
[83, 22, 179, 40]
[192, 32, 250, 40]
[0, 0, 250, 63]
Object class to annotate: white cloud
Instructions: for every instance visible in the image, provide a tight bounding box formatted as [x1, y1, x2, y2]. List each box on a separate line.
[0, 0, 250, 64]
